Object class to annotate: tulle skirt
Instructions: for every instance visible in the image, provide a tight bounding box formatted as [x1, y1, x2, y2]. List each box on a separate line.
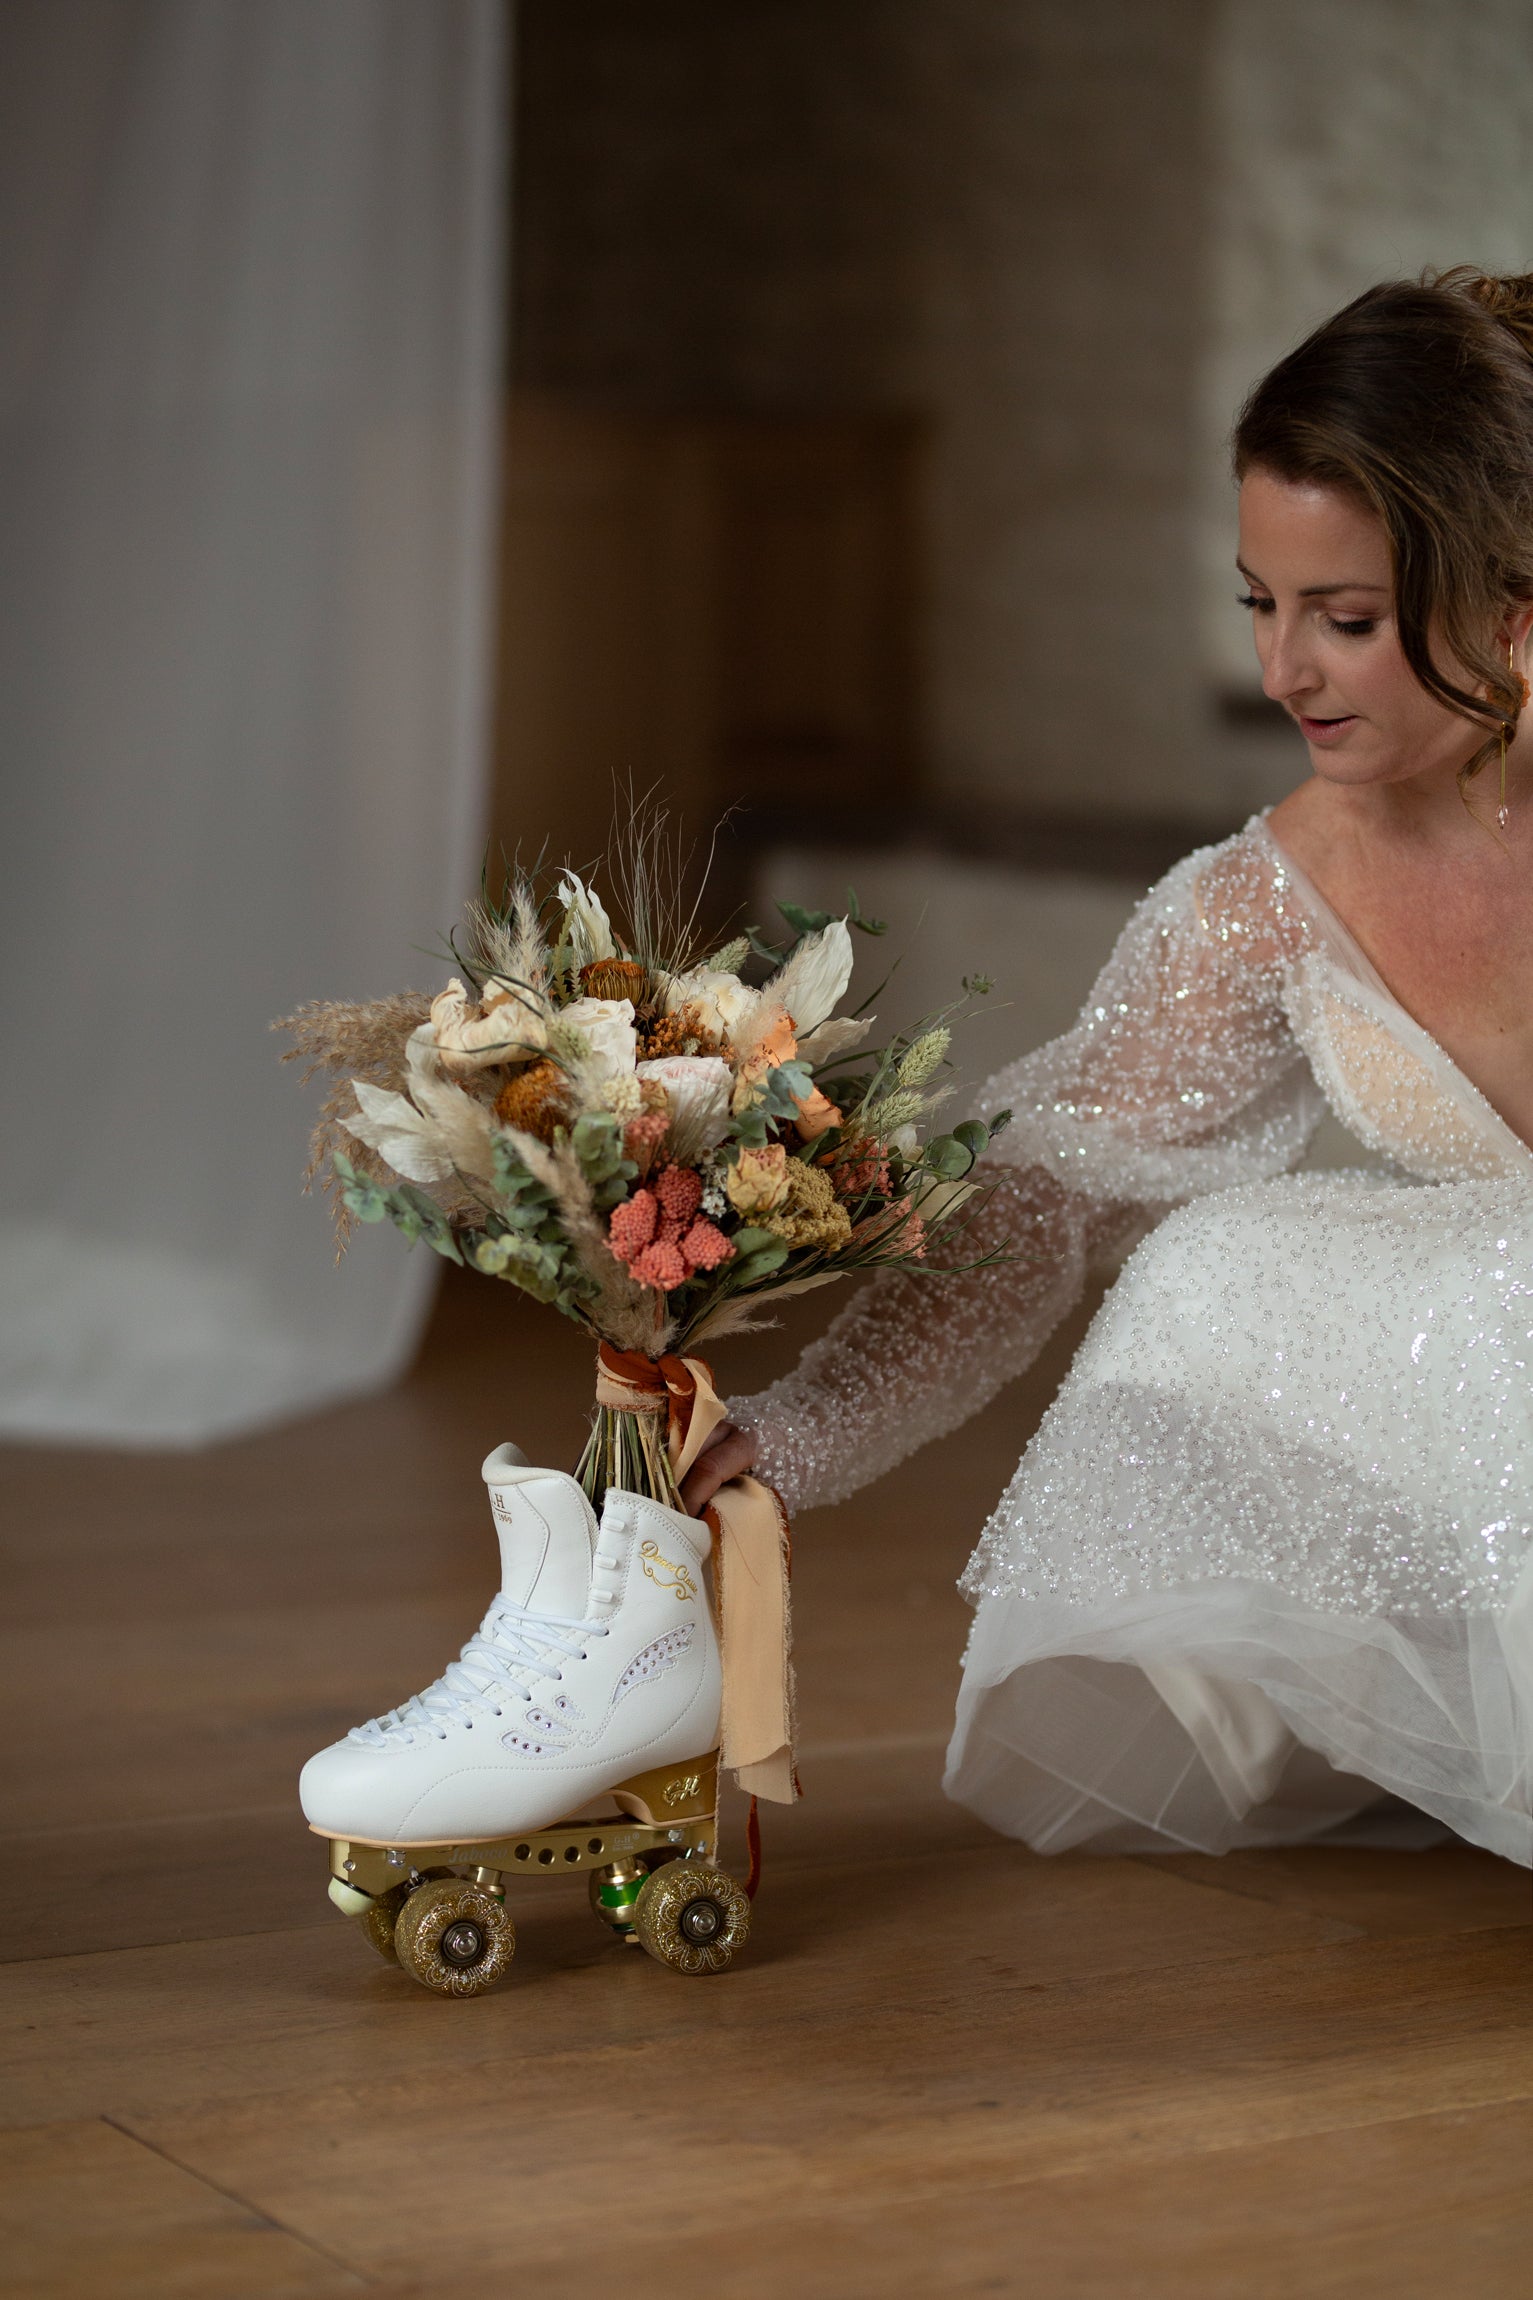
[947, 1171, 1533, 1864]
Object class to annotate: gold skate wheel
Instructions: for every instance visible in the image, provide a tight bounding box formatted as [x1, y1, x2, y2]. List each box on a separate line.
[355, 1883, 410, 1964]
[394, 1878, 516, 1997]
[632, 1861, 750, 1975]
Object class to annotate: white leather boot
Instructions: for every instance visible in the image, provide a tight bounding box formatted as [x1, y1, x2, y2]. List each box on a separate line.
[299, 1442, 721, 1845]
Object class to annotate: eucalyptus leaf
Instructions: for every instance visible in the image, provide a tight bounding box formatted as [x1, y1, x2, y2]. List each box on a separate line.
[491, 1136, 535, 1196]
[731, 1241, 790, 1284]
[924, 1133, 973, 1181]
[762, 1059, 814, 1122]
[390, 1184, 464, 1262]
[776, 899, 835, 937]
[469, 1231, 560, 1299]
[332, 1152, 389, 1224]
[571, 1110, 628, 1185]
[844, 886, 888, 936]
[420, 1224, 466, 1264]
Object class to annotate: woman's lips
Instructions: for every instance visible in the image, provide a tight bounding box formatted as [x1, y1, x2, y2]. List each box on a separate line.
[1295, 711, 1358, 746]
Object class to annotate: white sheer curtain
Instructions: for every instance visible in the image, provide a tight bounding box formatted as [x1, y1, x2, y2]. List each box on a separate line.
[0, 0, 507, 1443]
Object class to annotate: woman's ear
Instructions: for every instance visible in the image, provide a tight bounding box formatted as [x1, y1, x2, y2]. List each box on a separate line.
[1503, 601, 1533, 659]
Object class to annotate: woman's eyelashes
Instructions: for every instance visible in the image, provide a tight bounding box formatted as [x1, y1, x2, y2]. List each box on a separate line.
[1236, 592, 1376, 638]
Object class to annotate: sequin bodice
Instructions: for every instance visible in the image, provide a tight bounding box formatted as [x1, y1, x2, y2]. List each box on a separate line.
[732, 817, 1532, 1513]
[1266, 827, 1533, 1187]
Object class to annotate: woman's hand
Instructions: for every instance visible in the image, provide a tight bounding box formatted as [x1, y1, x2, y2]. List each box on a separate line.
[679, 1421, 759, 1517]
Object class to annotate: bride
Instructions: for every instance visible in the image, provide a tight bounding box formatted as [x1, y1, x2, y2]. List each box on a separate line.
[686, 268, 1533, 1866]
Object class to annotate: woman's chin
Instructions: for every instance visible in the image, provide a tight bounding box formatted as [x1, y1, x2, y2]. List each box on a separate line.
[1303, 739, 1392, 784]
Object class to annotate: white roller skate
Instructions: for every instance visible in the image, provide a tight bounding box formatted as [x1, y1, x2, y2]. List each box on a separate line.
[302, 1443, 749, 1995]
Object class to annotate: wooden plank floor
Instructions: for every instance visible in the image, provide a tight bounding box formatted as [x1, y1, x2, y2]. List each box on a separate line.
[3, 1265, 1530, 2299]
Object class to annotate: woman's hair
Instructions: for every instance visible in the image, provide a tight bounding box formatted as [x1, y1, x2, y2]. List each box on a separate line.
[1233, 268, 1533, 793]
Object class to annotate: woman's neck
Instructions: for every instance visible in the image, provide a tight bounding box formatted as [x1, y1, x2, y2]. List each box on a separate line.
[1272, 728, 1533, 871]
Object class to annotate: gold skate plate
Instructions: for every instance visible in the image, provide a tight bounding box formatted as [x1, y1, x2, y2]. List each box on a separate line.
[318, 1754, 720, 1900]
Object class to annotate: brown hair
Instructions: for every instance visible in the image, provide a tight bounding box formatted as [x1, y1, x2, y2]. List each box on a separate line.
[1233, 268, 1533, 797]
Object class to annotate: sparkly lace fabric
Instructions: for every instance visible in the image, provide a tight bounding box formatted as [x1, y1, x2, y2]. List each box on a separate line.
[730, 818, 1533, 1863]
[733, 822, 1331, 1513]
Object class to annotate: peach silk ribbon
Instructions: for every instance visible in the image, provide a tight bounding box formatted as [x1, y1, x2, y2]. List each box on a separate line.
[595, 1343, 798, 1805]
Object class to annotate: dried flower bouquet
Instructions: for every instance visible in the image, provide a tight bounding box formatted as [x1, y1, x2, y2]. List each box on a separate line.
[279, 816, 1011, 1512]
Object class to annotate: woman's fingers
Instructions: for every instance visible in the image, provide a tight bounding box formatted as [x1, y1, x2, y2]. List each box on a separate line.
[679, 1421, 759, 1517]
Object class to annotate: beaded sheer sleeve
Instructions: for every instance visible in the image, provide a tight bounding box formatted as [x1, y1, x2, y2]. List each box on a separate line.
[730, 824, 1328, 1512]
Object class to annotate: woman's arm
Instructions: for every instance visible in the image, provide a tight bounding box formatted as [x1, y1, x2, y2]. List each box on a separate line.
[724, 828, 1323, 1515]
[727, 1161, 1120, 1512]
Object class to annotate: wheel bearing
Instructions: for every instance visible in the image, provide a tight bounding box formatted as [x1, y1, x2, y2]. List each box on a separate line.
[394, 1878, 516, 1997]
[632, 1861, 749, 1974]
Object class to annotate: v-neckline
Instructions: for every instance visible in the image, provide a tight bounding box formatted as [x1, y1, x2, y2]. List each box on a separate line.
[1252, 814, 1533, 1170]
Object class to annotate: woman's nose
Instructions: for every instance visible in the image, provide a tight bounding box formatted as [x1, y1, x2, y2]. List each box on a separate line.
[1259, 617, 1319, 704]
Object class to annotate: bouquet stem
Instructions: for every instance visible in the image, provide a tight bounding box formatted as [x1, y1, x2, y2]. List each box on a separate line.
[575, 1400, 682, 1515]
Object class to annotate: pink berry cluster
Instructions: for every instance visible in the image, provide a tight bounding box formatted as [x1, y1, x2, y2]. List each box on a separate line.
[608, 1164, 735, 1292]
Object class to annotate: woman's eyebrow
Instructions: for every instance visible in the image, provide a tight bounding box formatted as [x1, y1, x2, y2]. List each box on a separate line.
[1235, 557, 1387, 598]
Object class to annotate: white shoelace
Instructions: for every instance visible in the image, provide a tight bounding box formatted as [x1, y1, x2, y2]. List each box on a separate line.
[350, 1596, 608, 1746]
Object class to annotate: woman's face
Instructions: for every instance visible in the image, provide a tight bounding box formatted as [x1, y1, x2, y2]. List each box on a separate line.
[1236, 468, 1501, 791]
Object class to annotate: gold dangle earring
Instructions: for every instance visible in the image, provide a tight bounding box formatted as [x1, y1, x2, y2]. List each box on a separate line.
[1500, 635, 1528, 832]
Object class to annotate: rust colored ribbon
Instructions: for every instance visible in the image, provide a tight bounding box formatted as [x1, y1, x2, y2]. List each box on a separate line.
[596, 1342, 798, 1805]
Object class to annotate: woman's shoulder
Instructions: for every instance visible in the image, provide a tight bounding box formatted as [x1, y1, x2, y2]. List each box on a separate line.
[1139, 814, 1318, 972]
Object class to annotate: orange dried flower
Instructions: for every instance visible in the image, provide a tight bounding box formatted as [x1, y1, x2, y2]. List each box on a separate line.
[579, 958, 646, 1003]
[494, 1059, 570, 1144]
[639, 1001, 722, 1060]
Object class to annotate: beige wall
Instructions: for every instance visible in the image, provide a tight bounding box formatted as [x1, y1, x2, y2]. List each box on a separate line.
[515, 3, 1533, 836]
[1202, 0, 1533, 690]
[514, 0, 1219, 827]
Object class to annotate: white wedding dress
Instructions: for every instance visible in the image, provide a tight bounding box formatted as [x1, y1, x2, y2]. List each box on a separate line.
[733, 817, 1533, 1864]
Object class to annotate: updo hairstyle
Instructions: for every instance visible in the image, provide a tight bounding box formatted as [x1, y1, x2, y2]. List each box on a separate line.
[1233, 268, 1533, 796]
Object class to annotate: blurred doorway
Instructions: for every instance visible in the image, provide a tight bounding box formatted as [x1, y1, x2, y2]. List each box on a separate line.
[489, 401, 924, 892]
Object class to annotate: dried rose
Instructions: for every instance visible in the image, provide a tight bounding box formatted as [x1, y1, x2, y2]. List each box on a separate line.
[662, 963, 761, 1042]
[430, 976, 546, 1070]
[726, 1143, 792, 1217]
[558, 996, 637, 1077]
